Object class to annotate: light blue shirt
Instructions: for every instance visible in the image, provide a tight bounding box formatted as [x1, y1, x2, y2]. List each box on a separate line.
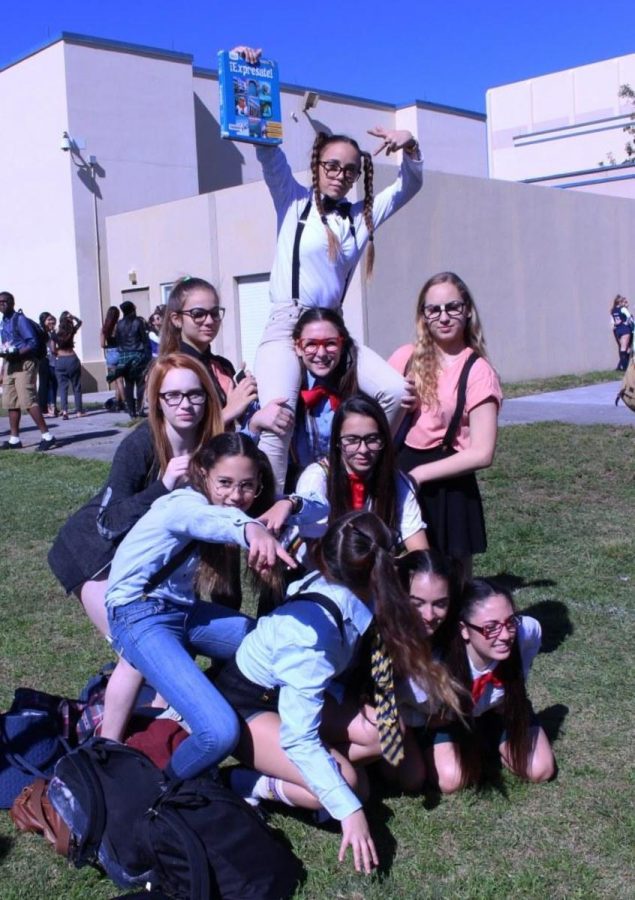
[236, 572, 374, 820]
[105, 486, 329, 610]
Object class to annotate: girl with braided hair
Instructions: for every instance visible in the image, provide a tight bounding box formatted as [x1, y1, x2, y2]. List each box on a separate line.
[232, 46, 423, 492]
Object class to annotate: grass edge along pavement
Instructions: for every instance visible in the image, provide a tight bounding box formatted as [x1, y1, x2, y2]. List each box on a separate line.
[0, 421, 633, 899]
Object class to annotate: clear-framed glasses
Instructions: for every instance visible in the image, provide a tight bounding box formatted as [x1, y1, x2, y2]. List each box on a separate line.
[296, 337, 344, 355]
[319, 160, 361, 182]
[211, 476, 262, 498]
[422, 300, 466, 321]
[463, 615, 520, 640]
[158, 389, 207, 407]
[339, 433, 386, 452]
[180, 306, 226, 324]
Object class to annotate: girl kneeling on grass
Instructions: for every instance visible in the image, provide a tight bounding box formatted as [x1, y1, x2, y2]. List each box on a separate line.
[104, 434, 307, 779]
[427, 578, 556, 792]
[215, 511, 459, 874]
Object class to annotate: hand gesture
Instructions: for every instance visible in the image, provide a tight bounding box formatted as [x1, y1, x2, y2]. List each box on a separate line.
[368, 126, 417, 157]
[223, 366, 258, 423]
[258, 498, 294, 536]
[162, 454, 191, 491]
[249, 398, 294, 437]
[231, 46, 262, 65]
[245, 522, 297, 572]
[339, 808, 378, 874]
[401, 374, 419, 411]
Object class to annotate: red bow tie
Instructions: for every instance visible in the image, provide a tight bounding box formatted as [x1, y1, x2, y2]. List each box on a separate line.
[471, 667, 505, 704]
[347, 471, 368, 511]
[300, 385, 341, 411]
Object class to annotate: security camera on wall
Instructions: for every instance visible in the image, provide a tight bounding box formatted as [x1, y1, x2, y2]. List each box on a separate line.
[60, 132, 72, 152]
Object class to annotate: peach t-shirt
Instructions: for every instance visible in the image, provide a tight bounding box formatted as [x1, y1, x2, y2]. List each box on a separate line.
[388, 345, 503, 451]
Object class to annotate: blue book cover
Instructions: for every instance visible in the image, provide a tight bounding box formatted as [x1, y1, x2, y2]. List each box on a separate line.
[218, 50, 283, 145]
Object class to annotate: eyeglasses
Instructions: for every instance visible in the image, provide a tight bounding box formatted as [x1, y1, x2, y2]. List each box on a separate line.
[158, 389, 207, 407]
[340, 433, 385, 452]
[296, 337, 344, 355]
[319, 160, 361, 182]
[180, 307, 226, 324]
[463, 615, 520, 640]
[421, 301, 466, 321]
[210, 476, 262, 497]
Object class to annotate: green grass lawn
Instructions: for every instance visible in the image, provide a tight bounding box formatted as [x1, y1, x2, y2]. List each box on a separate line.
[502, 369, 619, 398]
[1, 422, 634, 899]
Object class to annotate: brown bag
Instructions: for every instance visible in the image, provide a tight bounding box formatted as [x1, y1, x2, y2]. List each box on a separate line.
[9, 778, 70, 856]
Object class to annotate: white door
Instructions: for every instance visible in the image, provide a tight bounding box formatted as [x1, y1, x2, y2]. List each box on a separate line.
[236, 275, 270, 371]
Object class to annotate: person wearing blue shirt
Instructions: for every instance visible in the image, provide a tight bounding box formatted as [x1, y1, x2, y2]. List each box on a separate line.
[0, 292, 56, 450]
[215, 510, 459, 875]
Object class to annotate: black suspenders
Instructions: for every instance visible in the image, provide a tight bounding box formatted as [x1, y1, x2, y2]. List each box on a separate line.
[291, 197, 356, 305]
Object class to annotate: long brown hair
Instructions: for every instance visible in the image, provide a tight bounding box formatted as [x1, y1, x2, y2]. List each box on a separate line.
[409, 272, 489, 408]
[310, 132, 375, 277]
[314, 511, 462, 715]
[146, 353, 224, 476]
[446, 579, 531, 785]
[292, 307, 359, 397]
[186, 433, 277, 608]
[159, 276, 220, 355]
[327, 394, 397, 529]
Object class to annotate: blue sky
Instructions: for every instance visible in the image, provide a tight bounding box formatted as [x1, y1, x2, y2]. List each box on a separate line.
[1, 1, 632, 113]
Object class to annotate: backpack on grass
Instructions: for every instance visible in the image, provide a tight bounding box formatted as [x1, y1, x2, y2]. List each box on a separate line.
[48, 737, 304, 898]
[615, 356, 635, 412]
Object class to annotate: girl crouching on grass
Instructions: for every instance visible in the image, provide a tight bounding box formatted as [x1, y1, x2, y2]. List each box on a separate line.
[215, 511, 460, 874]
[104, 433, 327, 779]
[426, 578, 556, 792]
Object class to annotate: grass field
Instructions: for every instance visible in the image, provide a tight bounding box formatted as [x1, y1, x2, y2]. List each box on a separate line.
[0, 422, 633, 899]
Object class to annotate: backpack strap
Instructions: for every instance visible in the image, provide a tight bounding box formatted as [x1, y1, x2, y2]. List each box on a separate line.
[141, 541, 198, 599]
[143, 799, 211, 900]
[288, 591, 345, 640]
[440, 351, 480, 452]
[66, 746, 108, 864]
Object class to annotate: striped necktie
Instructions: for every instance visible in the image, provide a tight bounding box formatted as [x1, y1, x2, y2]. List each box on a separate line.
[370, 629, 404, 766]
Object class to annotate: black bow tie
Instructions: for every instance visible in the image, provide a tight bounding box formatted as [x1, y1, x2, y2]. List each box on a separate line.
[322, 197, 352, 218]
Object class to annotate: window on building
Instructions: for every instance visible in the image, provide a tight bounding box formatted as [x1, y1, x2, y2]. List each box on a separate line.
[236, 275, 270, 371]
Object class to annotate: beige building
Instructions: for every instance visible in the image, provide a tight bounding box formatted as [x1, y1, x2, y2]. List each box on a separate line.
[2, 33, 634, 386]
[487, 53, 635, 197]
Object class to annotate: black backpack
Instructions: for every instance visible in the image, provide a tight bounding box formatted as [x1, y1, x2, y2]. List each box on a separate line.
[48, 737, 304, 898]
[17, 310, 48, 360]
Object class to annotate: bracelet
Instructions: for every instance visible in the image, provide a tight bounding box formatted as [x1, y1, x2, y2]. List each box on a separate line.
[284, 494, 303, 516]
[403, 139, 421, 159]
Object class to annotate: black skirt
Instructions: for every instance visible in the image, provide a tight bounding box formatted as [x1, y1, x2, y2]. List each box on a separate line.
[214, 657, 279, 721]
[398, 444, 487, 559]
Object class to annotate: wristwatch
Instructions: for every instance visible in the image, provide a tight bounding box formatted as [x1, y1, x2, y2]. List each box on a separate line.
[285, 494, 304, 515]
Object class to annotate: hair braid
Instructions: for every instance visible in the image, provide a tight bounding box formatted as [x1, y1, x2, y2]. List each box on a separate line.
[310, 132, 340, 263]
[361, 151, 375, 278]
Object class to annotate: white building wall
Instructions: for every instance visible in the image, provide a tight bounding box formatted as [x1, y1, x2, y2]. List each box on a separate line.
[487, 54, 635, 198]
[0, 43, 78, 327]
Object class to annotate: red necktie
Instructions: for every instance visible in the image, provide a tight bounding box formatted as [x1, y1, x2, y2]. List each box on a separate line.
[471, 667, 504, 704]
[300, 385, 341, 411]
[347, 472, 367, 510]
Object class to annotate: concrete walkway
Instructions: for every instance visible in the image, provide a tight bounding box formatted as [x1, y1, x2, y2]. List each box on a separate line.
[499, 380, 633, 427]
[1, 381, 632, 463]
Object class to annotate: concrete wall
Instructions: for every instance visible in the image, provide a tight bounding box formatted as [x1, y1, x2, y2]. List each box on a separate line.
[108, 161, 635, 385]
[0, 43, 78, 333]
[366, 169, 635, 379]
[487, 54, 635, 198]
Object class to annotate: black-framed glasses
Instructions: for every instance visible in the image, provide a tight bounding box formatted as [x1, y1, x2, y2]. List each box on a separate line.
[180, 307, 226, 324]
[158, 389, 207, 407]
[319, 160, 361, 182]
[422, 301, 466, 321]
[463, 615, 520, 640]
[340, 433, 385, 452]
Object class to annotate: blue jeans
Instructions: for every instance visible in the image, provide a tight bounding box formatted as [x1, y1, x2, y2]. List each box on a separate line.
[107, 598, 253, 778]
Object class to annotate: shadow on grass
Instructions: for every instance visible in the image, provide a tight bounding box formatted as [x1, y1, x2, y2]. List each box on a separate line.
[487, 572, 557, 592]
[537, 702, 569, 744]
[52, 429, 122, 448]
[521, 600, 574, 653]
[0, 833, 14, 861]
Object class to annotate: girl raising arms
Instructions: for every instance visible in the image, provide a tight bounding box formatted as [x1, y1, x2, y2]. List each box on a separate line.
[233, 46, 423, 491]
